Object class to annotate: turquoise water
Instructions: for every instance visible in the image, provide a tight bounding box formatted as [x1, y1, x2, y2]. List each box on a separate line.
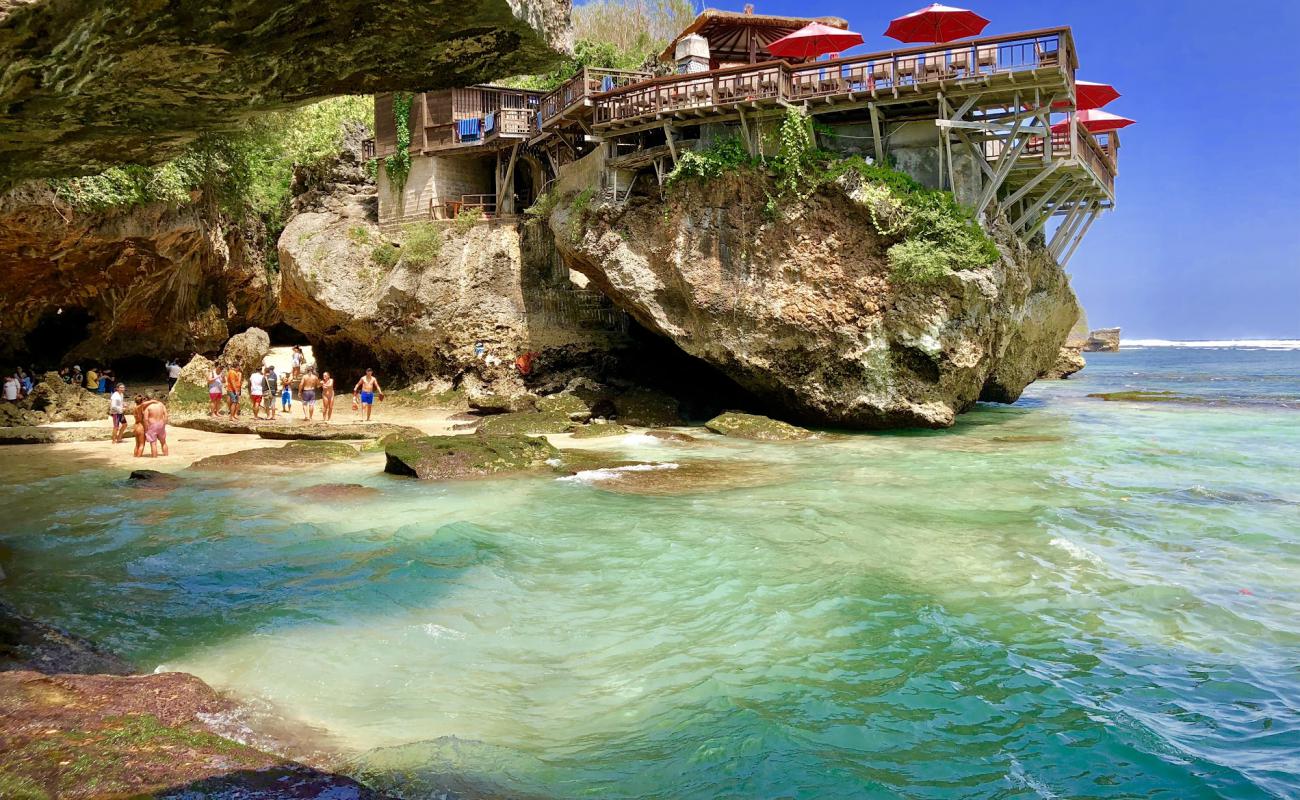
[1, 347, 1298, 799]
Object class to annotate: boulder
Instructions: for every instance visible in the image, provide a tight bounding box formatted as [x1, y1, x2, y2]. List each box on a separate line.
[612, 388, 682, 427]
[257, 423, 425, 441]
[219, 327, 271, 376]
[553, 169, 1080, 429]
[570, 422, 629, 439]
[1083, 327, 1121, 352]
[1042, 345, 1086, 379]
[25, 373, 107, 422]
[468, 391, 537, 415]
[646, 429, 700, 443]
[536, 393, 592, 422]
[0, 426, 112, 445]
[477, 411, 576, 436]
[0, 600, 132, 675]
[383, 434, 560, 480]
[168, 355, 218, 411]
[127, 469, 182, 488]
[704, 412, 814, 441]
[189, 441, 357, 470]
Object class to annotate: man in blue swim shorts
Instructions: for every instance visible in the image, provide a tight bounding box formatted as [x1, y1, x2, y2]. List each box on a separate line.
[352, 368, 384, 422]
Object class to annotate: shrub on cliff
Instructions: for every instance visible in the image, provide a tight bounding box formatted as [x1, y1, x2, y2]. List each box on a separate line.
[400, 223, 442, 267]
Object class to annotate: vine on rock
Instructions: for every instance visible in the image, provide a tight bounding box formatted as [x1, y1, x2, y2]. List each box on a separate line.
[384, 92, 414, 194]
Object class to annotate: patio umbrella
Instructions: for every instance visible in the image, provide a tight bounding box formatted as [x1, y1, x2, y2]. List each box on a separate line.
[1051, 109, 1135, 134]
[767, 22, 865, 60]
[885, 4, 990, 43]
[1052, 80, 1121, 111]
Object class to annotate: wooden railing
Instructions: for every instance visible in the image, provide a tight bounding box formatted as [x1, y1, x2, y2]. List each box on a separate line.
[592, 28, 1074, 127]
[361, 138, 376, 160]
[539, 67, 653, 127]
[432, 194, 498, 220]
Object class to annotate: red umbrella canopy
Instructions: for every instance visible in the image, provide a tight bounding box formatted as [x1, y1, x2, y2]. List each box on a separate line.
[1051, 109, 1136, 134]
[885, 4, 990, 44]
[767, 22, 865, 60]
[1052, 80, 1121, 111]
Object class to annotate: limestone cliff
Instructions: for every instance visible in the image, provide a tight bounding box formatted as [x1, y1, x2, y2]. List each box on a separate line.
[0, 183, 279, 363]
[551, 170, 1081, 429]
[0, 0, 571, 185]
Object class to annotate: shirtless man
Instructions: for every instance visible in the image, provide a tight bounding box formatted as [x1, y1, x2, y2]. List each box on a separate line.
[142, 397, 169, 457]
[299, 369, 320, 420]
[352, 368, 384, 422]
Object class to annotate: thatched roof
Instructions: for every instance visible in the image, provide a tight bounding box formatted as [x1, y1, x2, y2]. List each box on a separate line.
[659, 8, 850, 63]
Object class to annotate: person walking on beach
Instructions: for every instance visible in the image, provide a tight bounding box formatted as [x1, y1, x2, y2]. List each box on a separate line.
[299, 369, 319, 420]
[109, 383, 128, 443]
[353, 368, 383, 422]
[321, 372, 336, 422]
[225, 364, 243, 418]
[166, 359, 182, 391]
[263, 366, 279, 420]
[248, 365, 265, 420]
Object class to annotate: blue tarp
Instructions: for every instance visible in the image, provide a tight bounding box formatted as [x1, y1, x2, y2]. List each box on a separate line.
[484, 112, 495, 133]
[458, 117, 481, 141]
[601, 75, 615, 92]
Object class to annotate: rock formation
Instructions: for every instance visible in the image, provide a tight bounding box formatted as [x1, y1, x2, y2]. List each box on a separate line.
[0, 184, 279, 364]
[1084, 327, 1121, 352]
[0, 0, 571, 185]
[1043, 345, 1087, 379]
[383, 433, 560, 480]
[552, 170, 1081, 429]
[219, 326, 272, 376]
[0, 371, 107, 426]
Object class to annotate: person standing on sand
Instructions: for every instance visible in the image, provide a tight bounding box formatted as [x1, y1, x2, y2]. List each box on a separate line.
[263, 366, 278, 420]
[225, 364, 243, 418]
[291, 346, 304, 383]
[299, 369, 319, 420]
[248, 366, 265, 420]
[141, 397, 169, 458]
[109, 383, 128, 443]
[166, 359, 182, 391]
[207, 365, 224, 417]
[281, 375, 292, 413]
[131, 395, 150, 457]
[321, 372, 336, 421]
[353, 368, 383, 422]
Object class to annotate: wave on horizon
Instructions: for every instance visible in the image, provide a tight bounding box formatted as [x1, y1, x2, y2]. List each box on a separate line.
[1124, 339, 1300, 350]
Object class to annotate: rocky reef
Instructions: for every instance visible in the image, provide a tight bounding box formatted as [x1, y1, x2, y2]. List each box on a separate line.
[552, 169, 1081, 429]
[0, 0, 571, 185]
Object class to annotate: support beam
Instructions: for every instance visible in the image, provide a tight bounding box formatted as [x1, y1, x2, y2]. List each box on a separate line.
[869, 102, 885, 164]
[498, 142, 521, 214]
[1048, 200, 1088, 257]
[974, 108, 1029, 215]
[662, 122, 679, 165]
[736, 108, 753, 157]
[1012, 175, 1070, 230]
[954, 129, 994, 179]
[1024, 186, 1079, 242]
[1001, 159, 1063, 208]
[1060, 206, 1102, 267]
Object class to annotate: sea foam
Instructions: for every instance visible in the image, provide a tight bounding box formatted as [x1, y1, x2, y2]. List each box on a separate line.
[1124, 339, 1300, 350]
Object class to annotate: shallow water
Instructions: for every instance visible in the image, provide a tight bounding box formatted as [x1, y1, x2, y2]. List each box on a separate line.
[1, 348, 1298, 799]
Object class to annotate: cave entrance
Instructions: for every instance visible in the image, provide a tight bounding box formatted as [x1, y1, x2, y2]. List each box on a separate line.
[513, 153, 545, 213]
[23, 308, 91, 367]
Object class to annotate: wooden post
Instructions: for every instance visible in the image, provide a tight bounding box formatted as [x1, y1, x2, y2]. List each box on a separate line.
[869, 102, 885, 164]
[1012, 175, 1069, 230]
[974, 112, 1028, 215]
[500, 143, 521, 214]
[1060, 205, 1101, 266]
[663, 122, 679, 165]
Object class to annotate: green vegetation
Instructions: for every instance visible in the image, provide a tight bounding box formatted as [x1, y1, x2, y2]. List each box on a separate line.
[347, 225, 371, 244]
[453, 206, 485, 234]
[401, 222, 442, 266]
[525, 188, 561, 219]
[384, 92, 414, 193]
[50, 96, 373, 268]
[665, 107, 999, 285]
[504, 0, 696, 91]
[567, 187, 598, 239]
[371, 241, 399, 267]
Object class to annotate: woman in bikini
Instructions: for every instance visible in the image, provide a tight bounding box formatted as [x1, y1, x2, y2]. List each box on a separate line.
[321, 372, 335, 422]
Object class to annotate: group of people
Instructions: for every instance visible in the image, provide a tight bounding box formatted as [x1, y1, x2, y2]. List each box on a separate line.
[205, 352, 385, 424]
[108, 382, 169, 458]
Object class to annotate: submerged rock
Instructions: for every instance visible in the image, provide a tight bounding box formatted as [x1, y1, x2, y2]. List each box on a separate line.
[300, 483, 382, 502]
[384, 434, 559, 480]
[570, 422, 629, 439]
[646, 429, 700, 443]
[477, 411, 576, 436]
[127, 469, 182, 487]
[559, 459, 781, 496]
[0, 600, 132, 675]
[553, 170, 1079, 429]
[704, 412, 814, 441]
[1087, 390, 1202, 404]
[190, 441, 358, 470]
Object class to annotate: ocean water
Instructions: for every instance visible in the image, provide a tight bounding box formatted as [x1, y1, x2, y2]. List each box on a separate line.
[1, 347, 1297, 799]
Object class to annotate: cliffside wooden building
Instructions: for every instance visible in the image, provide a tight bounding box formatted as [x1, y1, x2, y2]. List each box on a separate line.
[372, 8, 1121, 264]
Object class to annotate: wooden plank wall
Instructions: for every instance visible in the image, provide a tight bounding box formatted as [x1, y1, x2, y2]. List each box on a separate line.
[374, 92, 396, 158]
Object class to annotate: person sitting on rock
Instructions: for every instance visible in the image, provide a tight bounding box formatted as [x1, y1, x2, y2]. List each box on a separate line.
[352, 368, 383, 422]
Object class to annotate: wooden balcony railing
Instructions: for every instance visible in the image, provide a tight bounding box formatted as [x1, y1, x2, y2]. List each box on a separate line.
[592, 28, 1075, 127]
[361, 138, 376, 160]
[538, 67, 653, 128]
[432, 194, 498, 220]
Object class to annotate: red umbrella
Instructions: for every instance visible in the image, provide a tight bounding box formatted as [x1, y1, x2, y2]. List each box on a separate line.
[885, 4, 990, 44]
[1051, 110, 1135, 134]
[767, 22, 864, 60]
[1052, 80, 1121, 111]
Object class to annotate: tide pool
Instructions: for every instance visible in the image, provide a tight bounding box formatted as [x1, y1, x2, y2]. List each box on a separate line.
[1, 348, 1297, 798]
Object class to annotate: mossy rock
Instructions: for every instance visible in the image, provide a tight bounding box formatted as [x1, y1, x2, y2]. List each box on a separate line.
[646, 429, 699, 443]
[704, 412, 813, 441]
[1087, 390, 1203, 404]
[362, 430, 427, 452]
[384, 434, 559, 480]
[477, 411, 576, 436]
[190, 441, 358, 470]
[612, 389, 682, 427]
[536, 393, 592, 422]
[258, 423, 424, 441]
[570, 423, 629, 439]
[468, 392, 537, 414]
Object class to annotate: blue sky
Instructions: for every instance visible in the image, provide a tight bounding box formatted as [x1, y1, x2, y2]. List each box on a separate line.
[639, 0, 1300, 338]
